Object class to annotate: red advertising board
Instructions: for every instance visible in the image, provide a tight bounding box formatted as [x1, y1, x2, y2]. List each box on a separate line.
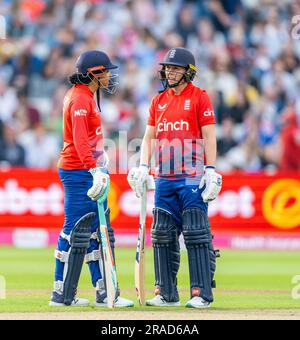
[0, 169, 299, 248]
[208, 173, 300, 233]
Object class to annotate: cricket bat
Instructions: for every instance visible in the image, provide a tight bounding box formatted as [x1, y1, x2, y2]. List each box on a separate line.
[97, 180, 118, 308]
[135, 176, 155, 305]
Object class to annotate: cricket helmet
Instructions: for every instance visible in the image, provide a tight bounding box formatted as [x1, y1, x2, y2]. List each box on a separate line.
[73, 50, 118, 95]
[76, 50, 118, 75]
[159, 47, 197, 89]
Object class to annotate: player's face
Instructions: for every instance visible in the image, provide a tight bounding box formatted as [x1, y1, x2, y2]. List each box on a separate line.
[165, 65, 186, 86]
[96, 70, 111, 89]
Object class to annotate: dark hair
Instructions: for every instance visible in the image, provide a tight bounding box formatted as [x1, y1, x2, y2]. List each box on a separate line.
[68, 73, 93, 85]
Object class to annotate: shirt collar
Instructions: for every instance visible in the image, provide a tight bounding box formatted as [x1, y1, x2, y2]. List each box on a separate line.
[168, 82, 194, 97]
[74, 84, 94, 97]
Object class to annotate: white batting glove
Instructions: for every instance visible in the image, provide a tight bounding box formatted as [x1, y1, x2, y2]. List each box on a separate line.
[87, 168, 109, 201]
[127, 164, 150, 198]
[199, 166, 222, 203]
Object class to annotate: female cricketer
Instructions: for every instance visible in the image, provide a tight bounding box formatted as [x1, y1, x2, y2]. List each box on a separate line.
[128, 48, 222, 309]
[49, 50, 133, 307]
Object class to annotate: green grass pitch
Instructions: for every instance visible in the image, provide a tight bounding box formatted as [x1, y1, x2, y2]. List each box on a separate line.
[0, 246, 299, 313]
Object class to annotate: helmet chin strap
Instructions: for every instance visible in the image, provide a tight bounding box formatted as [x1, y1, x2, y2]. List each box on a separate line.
[160, 67, 187, 90]
[85, 73, 101, 111]
[167, 74, 186, 88]
[96, 79, 101, 111]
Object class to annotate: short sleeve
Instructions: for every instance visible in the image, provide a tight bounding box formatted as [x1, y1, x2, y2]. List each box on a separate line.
[147, 97, 156, 126]
[197, 91, 216, 127]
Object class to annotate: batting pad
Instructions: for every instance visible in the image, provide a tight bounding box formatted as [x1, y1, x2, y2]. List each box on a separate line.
[63, 212, 95, 305]
[182, 208, 214, 303]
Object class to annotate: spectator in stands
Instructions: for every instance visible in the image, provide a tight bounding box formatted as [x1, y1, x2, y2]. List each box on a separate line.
[0, 124, 25, 166]
[279, 108, 300, 172]
[0, 77, 19, 124]
[17, 123, 60, 168]
[217, 116, 238, 157]
[0, 0, 299, 172]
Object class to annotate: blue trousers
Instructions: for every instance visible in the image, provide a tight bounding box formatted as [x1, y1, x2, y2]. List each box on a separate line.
[154, 177, 214, 302]
[55, 169, 108, 287]
[155, 177, 208, 227]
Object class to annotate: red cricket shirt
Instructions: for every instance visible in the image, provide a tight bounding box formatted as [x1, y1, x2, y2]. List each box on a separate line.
[147, 83, 215, 177]
[58, 84, 103, 170]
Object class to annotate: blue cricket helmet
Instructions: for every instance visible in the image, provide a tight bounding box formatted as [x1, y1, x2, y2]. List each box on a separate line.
[160, 47, 196, 69]
[76, 50, 118, 75]
[159, 48, 197, 90]
[70, 50, 119, 96]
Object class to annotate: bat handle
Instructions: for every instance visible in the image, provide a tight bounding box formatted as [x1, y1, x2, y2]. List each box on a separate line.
[97, 178, 110, 219]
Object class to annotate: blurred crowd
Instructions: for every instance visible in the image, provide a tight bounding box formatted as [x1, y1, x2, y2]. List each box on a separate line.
[0, 0, 300, 172]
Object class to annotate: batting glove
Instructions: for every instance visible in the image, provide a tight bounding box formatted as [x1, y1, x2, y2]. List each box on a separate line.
[87, 168, 109, 201]
[127, 164, 149, 198]
[199, 166, 222, 203]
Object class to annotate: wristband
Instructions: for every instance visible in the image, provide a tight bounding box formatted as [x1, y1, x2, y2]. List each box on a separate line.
[205, 165, 216, 170]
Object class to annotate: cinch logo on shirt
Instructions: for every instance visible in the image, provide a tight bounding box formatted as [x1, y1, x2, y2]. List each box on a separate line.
[74, 109, 88, 117]
[203, 109, 215, 117]
[157, 119, 190, 132]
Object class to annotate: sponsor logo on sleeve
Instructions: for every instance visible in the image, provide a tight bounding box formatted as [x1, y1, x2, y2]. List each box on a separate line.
[203, 109, 215, 117]
[74, 109, 88, 117]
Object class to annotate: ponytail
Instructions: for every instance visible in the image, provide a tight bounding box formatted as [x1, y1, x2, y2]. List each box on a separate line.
[68, 73, 93, 85]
